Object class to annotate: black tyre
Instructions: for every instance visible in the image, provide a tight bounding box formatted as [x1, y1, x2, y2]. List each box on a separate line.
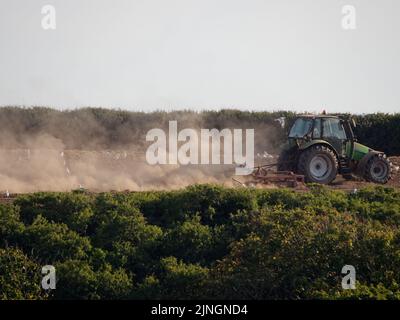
[298, 145, 338, 184]
[364, 154, 391, 184]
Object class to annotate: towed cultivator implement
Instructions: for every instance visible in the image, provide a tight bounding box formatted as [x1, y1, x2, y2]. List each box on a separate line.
[233, 163, 306, 189]
[251, 165, 305, 188]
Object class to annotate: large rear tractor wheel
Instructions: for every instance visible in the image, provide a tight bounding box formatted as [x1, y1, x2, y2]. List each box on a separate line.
[364, 154, 391, 184]
[298, 145, 338, 184]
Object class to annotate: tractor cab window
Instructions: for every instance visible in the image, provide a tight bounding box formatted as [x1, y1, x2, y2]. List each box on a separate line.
[322, 118, 347, 140]
[289, 118, 313, 138]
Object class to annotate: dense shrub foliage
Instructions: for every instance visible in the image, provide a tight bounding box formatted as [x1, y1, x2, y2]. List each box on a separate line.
[1, 107, 399, 154]
[1, 185, 400, 300]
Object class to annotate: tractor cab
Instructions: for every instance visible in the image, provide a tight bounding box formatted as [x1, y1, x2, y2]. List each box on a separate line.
[288, 115, 354, 158]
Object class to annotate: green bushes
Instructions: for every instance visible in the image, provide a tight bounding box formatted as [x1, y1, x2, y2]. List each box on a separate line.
[1, 185, 400, 299]
[0, 247, 48, 300]
[209, 207, 399, 299]
[16, 192, 94, 234]
[162, 215, 214, 265]
[21, 215, 92, 262]
[54, 260, 133, 299]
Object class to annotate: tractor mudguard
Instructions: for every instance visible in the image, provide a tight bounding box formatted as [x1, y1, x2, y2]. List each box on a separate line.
[355, 151, 382, 177]
[299, 140, 337, 155]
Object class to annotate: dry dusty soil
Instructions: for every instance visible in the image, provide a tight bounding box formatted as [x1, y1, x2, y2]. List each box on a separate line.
[0, 151, 399, 204]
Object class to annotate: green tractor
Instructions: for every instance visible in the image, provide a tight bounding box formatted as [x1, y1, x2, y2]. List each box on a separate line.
[277, 115, 392, 185]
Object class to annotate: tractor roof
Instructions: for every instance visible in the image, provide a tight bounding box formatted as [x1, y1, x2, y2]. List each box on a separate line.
[296, 114, 340, 119]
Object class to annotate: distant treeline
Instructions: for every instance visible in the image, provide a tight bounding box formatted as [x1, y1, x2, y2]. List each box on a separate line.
[0, 107, 399, 155]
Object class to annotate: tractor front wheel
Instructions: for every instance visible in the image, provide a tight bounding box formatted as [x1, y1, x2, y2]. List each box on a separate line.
[298, 145, 338, 184]
[364, 154, 391, 184]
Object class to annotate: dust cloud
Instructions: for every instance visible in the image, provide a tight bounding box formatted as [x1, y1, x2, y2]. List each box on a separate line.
[0, 108, 283, 193]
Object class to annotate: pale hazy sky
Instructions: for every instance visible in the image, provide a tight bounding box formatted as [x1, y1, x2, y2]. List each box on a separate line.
[0, 0, 399, 113]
